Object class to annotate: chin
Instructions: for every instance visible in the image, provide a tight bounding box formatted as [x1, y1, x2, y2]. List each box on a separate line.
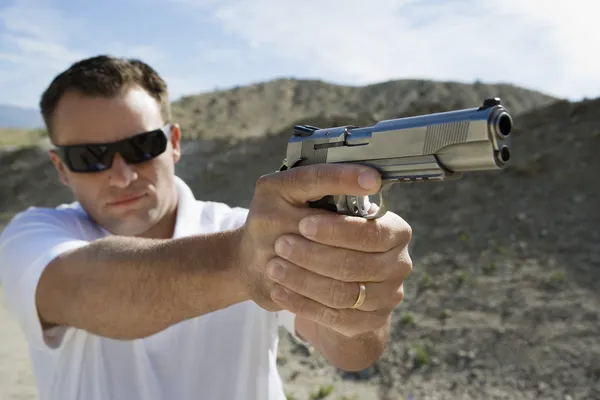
[88, 197, 172, 238]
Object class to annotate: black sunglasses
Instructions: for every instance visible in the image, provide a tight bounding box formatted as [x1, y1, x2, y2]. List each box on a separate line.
[54, 123, 172, 173]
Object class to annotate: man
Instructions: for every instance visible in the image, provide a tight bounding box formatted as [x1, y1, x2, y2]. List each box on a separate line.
[0, 55, 413, 400]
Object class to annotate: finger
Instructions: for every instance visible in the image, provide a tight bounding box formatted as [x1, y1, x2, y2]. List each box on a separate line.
[265, 257, 405, 311]
[269, 285, 390, 337]
[274, 233, 412, 283]
[298, 210, 412, 253]
[257, 163, 382, 206]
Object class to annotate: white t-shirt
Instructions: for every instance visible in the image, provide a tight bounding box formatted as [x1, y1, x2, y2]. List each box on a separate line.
[0, 176, 300, 400]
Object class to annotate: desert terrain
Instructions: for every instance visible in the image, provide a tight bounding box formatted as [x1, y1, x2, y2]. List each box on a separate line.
[1, 78, 598, 399]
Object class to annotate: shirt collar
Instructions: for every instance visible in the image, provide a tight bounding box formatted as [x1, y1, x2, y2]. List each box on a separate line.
[171, 175, 202, 238]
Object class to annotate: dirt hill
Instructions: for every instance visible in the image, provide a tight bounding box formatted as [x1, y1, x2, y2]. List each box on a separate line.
[1, 79, 598, 400]
[170, 78, 557, 140]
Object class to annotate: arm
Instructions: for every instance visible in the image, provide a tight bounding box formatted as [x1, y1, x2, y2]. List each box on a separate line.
[38, 230, 248, 340]
[295, 316, 390, 371]
[0, 207, 248, 345]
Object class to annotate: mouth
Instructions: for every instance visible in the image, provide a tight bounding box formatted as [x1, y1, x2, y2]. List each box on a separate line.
[107, 193, 146, 207]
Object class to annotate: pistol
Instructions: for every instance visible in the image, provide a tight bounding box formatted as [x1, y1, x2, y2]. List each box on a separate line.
[278, 97, 513, 219]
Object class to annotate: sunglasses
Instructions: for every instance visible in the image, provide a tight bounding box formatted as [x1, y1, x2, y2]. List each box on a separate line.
[54, 123, 172, 173]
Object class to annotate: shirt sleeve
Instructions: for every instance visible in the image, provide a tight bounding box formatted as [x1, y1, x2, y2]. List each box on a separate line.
[0, 207, 90, 351]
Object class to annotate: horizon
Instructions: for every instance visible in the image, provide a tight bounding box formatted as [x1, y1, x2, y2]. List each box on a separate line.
[0, 75, 560, 111]
[0, 0, 599, 111]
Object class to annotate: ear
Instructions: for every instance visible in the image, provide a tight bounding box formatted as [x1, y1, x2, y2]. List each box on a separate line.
[48, 149, 71, 186]
[170, 123, 182, 164]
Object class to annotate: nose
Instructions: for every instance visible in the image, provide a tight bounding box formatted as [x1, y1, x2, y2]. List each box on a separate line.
[108, 153, 138, 188]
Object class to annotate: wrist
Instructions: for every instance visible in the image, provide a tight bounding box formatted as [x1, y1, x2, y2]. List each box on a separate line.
[227, 226, 252, 304]
[175, 228, 251, 318]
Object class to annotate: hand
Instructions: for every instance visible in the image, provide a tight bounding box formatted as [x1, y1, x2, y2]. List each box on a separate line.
[237, 163, 386, 311]
[237, 163, 413, 333]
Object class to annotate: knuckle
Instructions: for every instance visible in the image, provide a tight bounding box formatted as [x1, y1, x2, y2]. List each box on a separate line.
[255, 173, 275, 193]
[282, 262, 302, 288]
[294, 270, 313, 297]
[386, 213, 412, 247]
[306, 165, 324, 184]
[287, 237, 309, 264]
[401, 251, 413, 275]
[331, 281, 355, 308]
[393, 284, 405, 304]
[386, 248, 412, 279]
[332, 166, 350, 187]
[357, 218, 381, 249]
[288, 169, 310, 194]
[393, 215, 412, 244]
[315, 164, 350, 190]
[403, 220, 413, 243]
[317, 306, 340, 327]
[369, 251, 391, 280]
[288, 167, 321, 200]
[313, 165, 327, 186]
[338, 250, 364, 281]
[360, 214, 410, 253]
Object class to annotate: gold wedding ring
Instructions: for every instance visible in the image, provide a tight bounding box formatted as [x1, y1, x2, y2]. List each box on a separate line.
[351, 282, 367, 309]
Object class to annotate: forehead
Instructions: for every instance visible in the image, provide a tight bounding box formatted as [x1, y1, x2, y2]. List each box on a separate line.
[51, 85, 165, 146]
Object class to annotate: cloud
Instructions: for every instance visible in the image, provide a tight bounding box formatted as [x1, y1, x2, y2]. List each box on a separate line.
[0, 0, 85, 107]
[1, 0, 598, 110]
[0, 0, 181, 108]
[178, 0, 600, 101]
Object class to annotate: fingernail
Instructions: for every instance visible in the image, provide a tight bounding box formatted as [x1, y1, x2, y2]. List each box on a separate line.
[358, 169, 377, 190]
[271, 286, 288, 302]
[299, 217, 318, 238]
[266, 263, 286, 281]
[274, 237, 292, 258]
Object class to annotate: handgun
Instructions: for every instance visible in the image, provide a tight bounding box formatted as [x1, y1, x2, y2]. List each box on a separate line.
[278, 97, 512, 219]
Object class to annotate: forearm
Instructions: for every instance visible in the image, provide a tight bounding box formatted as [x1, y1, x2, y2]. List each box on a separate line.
[36, 228, 247, 340]
[296, 315, 391, 371]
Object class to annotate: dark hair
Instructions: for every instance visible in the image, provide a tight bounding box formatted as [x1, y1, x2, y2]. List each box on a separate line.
[40, 55, 171, 141]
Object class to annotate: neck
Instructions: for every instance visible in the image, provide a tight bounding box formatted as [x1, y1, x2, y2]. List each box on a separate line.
[138, 185, 179, 239]
[144, 205, 178, 239]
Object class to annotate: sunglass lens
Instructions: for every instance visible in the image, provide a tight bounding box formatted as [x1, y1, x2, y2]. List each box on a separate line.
[66, 146, 113, 172]
[120, 131, 168, 163]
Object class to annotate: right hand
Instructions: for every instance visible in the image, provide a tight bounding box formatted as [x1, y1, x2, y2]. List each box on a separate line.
[236, 163, 385, 312]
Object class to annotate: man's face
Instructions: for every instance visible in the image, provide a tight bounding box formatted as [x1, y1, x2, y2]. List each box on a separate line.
[48, 86, 182, 238]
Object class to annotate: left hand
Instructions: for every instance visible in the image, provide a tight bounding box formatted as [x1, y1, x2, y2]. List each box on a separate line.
[266, 203, 413, 338]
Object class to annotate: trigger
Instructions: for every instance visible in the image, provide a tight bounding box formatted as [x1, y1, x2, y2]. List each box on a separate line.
[346, 195, 372, 218]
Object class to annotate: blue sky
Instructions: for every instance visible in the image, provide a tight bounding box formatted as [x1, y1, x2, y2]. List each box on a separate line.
[0, 0, 598, 109]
